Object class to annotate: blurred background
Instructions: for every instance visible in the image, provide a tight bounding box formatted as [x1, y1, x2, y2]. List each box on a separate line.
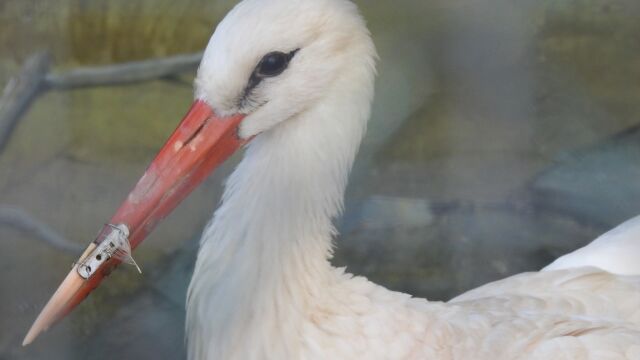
[1, 0, 639, 358]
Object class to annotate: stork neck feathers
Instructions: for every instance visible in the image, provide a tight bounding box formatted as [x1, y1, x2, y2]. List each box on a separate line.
[186, 54, 375, 359]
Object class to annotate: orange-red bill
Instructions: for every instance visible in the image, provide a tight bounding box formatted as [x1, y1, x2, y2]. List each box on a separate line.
[23, 100, 246, 345]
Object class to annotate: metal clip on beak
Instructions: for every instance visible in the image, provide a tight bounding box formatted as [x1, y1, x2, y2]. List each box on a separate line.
[77, 224, 141, 279]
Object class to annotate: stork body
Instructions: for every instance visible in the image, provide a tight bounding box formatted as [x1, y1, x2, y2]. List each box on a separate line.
[184, 0, 640, 359]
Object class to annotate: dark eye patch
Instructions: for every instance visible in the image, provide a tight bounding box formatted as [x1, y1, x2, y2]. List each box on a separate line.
[239, 48, 300, 108]
[256, 51, 294, 77]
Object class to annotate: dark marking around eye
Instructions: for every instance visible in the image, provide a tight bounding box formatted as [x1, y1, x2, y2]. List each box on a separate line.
[238, 48, 300, 108]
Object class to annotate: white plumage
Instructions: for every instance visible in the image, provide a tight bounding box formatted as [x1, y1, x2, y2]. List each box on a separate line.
[184, 0, 640, 359]
[544, 215, 640, 276]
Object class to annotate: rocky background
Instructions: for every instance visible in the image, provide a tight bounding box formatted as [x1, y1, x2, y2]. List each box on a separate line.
[1, 0, 639, 358]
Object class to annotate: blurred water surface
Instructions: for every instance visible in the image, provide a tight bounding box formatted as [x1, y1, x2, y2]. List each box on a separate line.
[1, 0, 640, 359]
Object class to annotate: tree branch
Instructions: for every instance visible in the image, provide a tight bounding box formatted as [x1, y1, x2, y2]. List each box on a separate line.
[0, 206, 82, 255]
[0, 52, 51, 153]
[45, 52, 203, 90]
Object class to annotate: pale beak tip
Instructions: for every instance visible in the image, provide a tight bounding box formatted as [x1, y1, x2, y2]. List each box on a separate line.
[22, 268, 86, 347]
[22, 326, 41, 346]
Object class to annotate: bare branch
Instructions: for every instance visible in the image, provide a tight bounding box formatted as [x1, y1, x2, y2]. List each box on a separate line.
[0, 206, 82, 255]
[0, 52, 51, 153]
[45, 52, 203, 90]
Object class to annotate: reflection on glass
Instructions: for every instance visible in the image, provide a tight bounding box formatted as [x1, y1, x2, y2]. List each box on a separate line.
[1, 1, 639, 358]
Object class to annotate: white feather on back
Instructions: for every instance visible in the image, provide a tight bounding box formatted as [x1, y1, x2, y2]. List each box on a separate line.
[544, 215, 640, 275]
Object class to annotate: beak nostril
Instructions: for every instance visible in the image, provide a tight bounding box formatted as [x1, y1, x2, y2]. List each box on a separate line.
[184, 120, 209, 147]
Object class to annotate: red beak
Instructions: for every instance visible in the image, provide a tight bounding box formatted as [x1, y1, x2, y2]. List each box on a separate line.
[23, 100, 246, 345]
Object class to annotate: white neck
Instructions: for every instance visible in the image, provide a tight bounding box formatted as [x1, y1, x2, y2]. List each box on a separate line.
[186, 64, 374, 359]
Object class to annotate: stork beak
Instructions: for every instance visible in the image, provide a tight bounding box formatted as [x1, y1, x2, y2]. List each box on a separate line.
[23, 100, 246, 346]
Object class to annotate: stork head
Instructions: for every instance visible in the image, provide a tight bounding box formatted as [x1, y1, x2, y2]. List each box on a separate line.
[197, 0, 374, 138]
[24, 0, 375, 346]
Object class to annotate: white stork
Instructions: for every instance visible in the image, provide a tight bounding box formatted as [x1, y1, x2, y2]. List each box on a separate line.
[24, 0, 640, 359]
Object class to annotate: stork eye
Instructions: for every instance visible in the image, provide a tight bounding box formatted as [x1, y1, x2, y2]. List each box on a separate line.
[256, 50, 297, 78]
[240, 49, 300, 106]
